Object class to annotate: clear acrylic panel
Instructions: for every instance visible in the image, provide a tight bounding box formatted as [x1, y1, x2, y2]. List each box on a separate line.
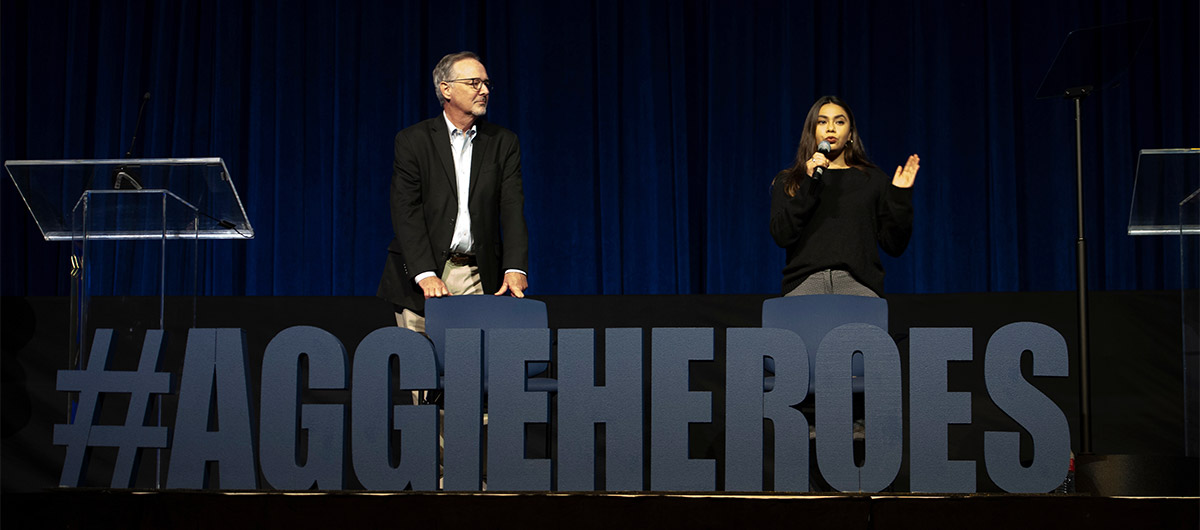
[5, 158, 253, 241]
[1128, 149, 1200, 235]
[1036, 19, 1150, 100]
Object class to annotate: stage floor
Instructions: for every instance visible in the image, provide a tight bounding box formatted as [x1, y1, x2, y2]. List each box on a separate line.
[3, 489, 1197, 529]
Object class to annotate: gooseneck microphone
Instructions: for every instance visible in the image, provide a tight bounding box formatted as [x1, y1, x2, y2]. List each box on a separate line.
[114, 92, 151, 189]
[125, 92, 151, 158]
[813, 140, 832, 181]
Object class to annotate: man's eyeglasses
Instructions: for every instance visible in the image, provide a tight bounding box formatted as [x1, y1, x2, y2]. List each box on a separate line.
[444, 78, 492, 92]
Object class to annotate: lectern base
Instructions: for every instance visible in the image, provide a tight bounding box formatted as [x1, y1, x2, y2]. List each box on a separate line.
[1076, 454, 1199, 496]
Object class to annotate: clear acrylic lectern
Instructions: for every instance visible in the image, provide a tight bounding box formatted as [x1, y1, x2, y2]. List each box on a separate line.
[5, 157, 252, 398]
[1127, 148, 1200, 458]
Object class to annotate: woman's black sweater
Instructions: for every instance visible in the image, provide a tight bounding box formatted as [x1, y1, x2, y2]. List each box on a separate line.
[769, 166, 913, 296]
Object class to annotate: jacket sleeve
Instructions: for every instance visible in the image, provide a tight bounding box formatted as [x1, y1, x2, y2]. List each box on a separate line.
[391, 130, 440, 279]
[876, 181, 914, 258]
[769, 170, 824, 248]
[498, 134, 529, 272]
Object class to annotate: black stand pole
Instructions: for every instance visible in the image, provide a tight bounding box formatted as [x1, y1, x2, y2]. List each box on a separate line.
[1037, 19, 1154, 493]
[1070, 91, 1092, 455]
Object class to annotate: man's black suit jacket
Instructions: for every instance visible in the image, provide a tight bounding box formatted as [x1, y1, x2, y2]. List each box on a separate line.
[377, 116, 529, 313]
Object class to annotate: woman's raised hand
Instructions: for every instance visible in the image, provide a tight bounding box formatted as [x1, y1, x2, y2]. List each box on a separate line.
[892, 154, 920, 188]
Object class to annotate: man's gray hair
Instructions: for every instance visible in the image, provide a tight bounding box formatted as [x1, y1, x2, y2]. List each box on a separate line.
[432, 51, 482, 105]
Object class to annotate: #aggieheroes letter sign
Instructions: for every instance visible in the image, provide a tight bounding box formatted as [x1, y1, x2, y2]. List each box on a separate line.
[54, 322, 1070, 493]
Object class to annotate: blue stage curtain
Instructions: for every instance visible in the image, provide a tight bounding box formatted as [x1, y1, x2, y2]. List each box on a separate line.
[2, 0, 1196, 296]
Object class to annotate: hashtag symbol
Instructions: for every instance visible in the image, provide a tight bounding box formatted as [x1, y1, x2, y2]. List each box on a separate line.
[53, 329, 173, 487]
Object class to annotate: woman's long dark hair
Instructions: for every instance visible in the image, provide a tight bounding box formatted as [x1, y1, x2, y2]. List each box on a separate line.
[779, 95, 876, 196]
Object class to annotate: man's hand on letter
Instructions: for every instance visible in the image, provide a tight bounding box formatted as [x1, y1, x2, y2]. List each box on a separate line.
[495, 272, 527, 298]
[418, 276, 451, 299]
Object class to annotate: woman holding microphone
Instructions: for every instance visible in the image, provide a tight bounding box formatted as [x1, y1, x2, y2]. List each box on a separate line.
[770, 95, 921, 297]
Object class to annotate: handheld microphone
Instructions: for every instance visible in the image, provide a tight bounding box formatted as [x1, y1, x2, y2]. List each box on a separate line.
[813, 140, 832, 180]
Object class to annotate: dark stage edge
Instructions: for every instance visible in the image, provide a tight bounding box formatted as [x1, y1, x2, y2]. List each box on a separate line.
[3, 490, 1197, 530]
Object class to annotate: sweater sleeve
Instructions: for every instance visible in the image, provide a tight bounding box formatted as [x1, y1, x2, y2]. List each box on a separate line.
[769, 170, 824, 248]
[876, 182, 914, 257]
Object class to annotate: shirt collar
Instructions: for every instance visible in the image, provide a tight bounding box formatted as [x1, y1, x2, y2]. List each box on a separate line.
[443, 112, 476, 139]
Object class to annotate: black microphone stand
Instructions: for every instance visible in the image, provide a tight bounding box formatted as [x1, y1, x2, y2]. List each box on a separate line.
[114, 92, 151, 189]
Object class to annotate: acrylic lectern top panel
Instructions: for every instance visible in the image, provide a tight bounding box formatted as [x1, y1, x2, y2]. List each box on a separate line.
[4, 158, 253, 241]
[1128, 149, 1200, 236]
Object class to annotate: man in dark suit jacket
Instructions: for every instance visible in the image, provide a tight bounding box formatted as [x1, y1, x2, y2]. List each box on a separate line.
[378, 51, 529, 333]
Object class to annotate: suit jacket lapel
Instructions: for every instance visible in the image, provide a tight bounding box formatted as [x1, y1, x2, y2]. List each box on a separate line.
[468, 123, 489, 202]
[429, 118, 458, 201]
